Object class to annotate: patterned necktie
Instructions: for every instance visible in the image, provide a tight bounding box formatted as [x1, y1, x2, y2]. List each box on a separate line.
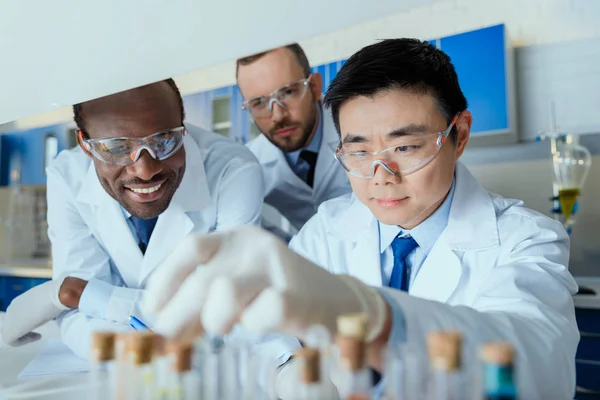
[389, 236, 419, 291]
[299, 150, 318, 188]
[130, 216, 158, 254]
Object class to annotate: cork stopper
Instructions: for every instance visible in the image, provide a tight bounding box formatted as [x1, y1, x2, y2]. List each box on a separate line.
[91, 332, 115, 362]
[427, 331, 462, 371]
[480, 342, 514, 366]
[127, 332, 155, 365]
[154, 335, 166, 357]
[297, 348, 320, 383]
[336, 313, 368, 371]
[336, 313, 368, 339]
[166, 340, 193, 372]
[114, 332, 131, 362]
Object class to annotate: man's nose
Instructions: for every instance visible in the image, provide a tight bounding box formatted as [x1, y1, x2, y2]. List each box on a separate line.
[270, 99, 289, 123]
[128, 149, 162, 181]
[371, 160, 401, 185]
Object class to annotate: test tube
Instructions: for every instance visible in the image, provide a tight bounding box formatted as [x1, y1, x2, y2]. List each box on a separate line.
[201, 335, 248, 399]
[153, 335, 169, 400]
[126, 331, 156, 400]
[296, 348, 326, 399]
[480, 342, 517, 400]
[383, 343, 427, 400]
[335, 313, 372, 400]
[163, 340, 194, 399]
[114, 332, 131, 400]
[89, 331, 115, 400]
[426, 331, 463, 400]
[305, 324, 337, 399]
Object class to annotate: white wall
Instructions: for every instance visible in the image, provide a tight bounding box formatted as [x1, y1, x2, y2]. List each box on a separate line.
[1, 0, 433, 127]
[175, 0, 600, 94]
[10, 0, 600, 132]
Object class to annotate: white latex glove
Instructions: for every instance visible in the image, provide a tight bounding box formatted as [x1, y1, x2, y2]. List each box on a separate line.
[142, 225, 387, 344]
[1, 279, 69, 346]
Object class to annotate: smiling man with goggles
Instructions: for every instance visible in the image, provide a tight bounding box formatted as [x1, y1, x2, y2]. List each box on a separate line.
[78, 126, 188, 166]
[335, 114, 459, 179]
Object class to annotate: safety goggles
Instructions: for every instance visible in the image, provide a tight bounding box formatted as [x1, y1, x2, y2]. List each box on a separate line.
[79, 126, 187, 166]
[335, 114, 459, 179]
[241, 76, 312, 119]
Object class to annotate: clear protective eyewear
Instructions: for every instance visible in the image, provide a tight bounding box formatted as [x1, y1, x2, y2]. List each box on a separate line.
[335, 114, 459, 179]
[79, 126, 188, 166]
[241, 75, 312, 119]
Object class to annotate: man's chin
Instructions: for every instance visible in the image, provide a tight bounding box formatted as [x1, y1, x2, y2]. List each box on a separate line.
[121, 197, 172, 220]
[267, 134, 304, 153]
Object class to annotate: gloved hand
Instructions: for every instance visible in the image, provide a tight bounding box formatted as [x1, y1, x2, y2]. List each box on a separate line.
[142, 225, 387, 344]
[1, 279, 69, 347]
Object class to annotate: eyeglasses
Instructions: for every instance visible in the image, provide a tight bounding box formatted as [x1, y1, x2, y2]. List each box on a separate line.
[79, 126, 188, 166]
[335, 115, 459, 179]
[241, 76, 312, 119]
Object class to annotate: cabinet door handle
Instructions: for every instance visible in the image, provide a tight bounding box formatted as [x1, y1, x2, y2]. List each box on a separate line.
[576, 386, 600, 395]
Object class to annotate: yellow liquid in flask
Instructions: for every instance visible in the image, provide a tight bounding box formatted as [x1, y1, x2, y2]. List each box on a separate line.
[558, 188, 580, 220]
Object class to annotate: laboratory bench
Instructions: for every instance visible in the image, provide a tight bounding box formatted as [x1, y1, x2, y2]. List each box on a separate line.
[0, 259, 51, 312]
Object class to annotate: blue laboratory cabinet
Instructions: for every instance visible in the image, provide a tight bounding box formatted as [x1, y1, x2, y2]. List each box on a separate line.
[183, 24, 514, 144]
[0, 276, 50, 312]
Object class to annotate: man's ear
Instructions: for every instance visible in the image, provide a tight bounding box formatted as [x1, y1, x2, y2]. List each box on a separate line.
[453, 111, 472, 159]
[76, 130, 93, 158]
[310, 72, 323, 100]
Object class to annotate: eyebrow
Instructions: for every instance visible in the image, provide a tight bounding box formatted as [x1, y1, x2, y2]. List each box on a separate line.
[342, 124, 430, 145]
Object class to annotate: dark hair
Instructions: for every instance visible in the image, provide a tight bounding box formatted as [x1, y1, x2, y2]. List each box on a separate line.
[73, 78, 185, 137]
[324, 39, 467, 141]
[236, 43, 311, 78]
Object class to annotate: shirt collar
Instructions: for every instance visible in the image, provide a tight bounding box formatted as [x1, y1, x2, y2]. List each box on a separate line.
[121, 206, 132, 219]
[378, 175, 456, 254]
[285, 101, 323, 166]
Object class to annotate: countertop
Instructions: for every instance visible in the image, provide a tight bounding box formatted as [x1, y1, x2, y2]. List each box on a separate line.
[0, 261, 598, 308]
[0, 259, 52, 279]
[574, 276, 600, 310]
[0, 312, 95, 399]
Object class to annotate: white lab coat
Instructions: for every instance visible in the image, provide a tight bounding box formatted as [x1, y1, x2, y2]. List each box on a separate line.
[46, 125, 266, 358]
[248, 104, 352, 232]
[290, 162, 579, 399]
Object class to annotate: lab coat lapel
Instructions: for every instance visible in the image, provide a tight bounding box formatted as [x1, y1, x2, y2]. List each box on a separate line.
[409, 236, 462, 302]
[337, 197, 383, 287]
[139, 135, 214, 285]
[77, 163, 142, 288]
[269, 150, 312, 192]
[314, 107, 341, 197]
[409, 162, 499, 302]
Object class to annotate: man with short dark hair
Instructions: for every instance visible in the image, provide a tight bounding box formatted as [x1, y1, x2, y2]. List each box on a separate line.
[237, 43, 351, 239]
[145, 39, 578, 399]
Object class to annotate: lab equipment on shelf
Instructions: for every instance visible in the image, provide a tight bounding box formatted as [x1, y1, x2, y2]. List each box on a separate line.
[537, 102, 592, 235]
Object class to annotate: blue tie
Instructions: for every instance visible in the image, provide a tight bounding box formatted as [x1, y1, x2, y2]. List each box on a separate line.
[389, 236, 418, 291]
[130, 216, 158, 254]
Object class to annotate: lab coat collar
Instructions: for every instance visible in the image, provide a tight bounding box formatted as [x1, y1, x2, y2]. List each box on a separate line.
[378, 177, 456, 255]
[332, 162, 495, 303]
[334, 162, 499, 251]
[76, 133, 211, 212]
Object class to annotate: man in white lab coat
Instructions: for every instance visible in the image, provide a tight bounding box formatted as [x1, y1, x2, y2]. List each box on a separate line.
[237, 44, 351, 238]
[4, 79, 272, 358]
[143, 40, 578, 399]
